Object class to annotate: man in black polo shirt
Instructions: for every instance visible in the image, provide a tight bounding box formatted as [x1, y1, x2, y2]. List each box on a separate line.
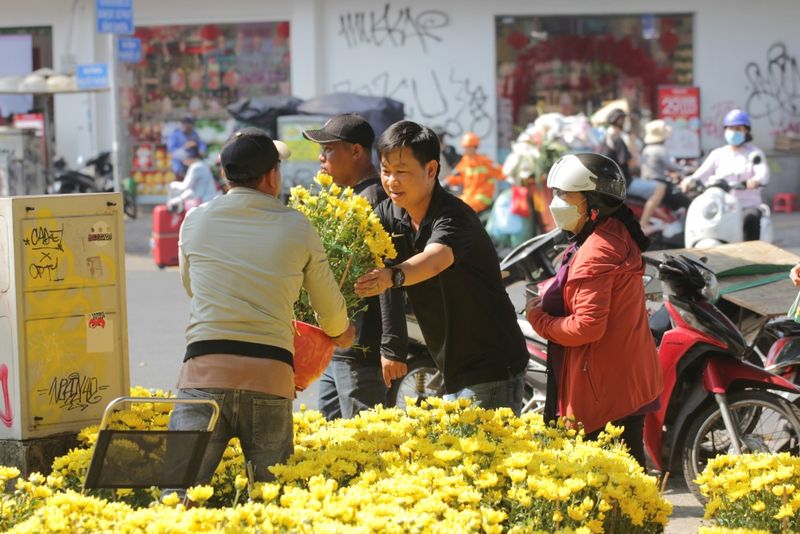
[355, 120, 528, 414]
[303, 114, 408, 419]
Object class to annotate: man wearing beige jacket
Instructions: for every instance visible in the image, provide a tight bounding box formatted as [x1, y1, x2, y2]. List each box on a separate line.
[169, 127, 355, 485]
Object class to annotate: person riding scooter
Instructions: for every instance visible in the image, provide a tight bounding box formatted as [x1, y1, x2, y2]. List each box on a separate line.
[166, 146, 219, 212]
[681, 109, 769, 240]
[640, 120, 691, 211]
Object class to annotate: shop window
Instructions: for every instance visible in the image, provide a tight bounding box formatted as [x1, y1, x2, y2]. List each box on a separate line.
[122, 21, 290, 201]
[496, 14, 693, 147]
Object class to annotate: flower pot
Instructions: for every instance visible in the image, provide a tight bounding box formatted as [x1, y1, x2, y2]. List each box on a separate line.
[293, 321, 336, 391]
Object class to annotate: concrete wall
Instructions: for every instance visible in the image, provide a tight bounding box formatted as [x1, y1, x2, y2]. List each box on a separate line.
[319, 0, 800, 157]
[2, 0, 799, 166]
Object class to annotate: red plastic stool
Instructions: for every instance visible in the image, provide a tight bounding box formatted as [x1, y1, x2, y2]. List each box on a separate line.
[773, 193, 798, 214]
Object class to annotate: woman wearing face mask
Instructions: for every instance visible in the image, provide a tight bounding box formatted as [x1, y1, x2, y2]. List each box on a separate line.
[680, 109, 769, 240]
[526, 153, 662, 468]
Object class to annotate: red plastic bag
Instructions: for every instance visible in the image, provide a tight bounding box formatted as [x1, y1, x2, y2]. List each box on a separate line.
[293, 321, 336, 391]
[510, 186, 531, 217]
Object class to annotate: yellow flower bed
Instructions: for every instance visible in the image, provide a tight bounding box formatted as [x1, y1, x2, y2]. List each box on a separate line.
[1, 387, 672, 532]
[696, 453, 800, 534]
[289, 172, 397, 323]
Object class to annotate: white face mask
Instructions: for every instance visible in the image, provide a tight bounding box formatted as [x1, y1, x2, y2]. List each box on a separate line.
[549, 195, 586, 233]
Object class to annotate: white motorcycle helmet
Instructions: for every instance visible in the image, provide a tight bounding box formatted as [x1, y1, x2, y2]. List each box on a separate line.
[547, 153, 627, 216]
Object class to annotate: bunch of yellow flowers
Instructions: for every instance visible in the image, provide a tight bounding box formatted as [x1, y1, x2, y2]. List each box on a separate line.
[696, 452, 800, 533]
[1, 388, 674, 532]
[289, 172, 397, 323]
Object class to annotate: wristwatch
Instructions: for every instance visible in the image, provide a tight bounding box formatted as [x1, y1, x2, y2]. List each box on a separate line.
[390, 267, 405, 288]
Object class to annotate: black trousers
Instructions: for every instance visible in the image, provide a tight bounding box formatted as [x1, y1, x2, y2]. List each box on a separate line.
[585, 414, 647, 469]
[742, 207, 761, 241]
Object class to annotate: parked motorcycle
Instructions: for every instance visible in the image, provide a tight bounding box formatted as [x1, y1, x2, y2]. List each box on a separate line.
[48, 152, 137, 219]
[386, 229, 567, 413]
[763, 318, 800, 394]
[643, 254, 800, 502]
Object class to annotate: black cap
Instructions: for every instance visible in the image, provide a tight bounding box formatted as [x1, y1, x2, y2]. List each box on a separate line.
[302, 113, 375, 149]
[220, 127, 291, 183]
[181, 114, 195, 124]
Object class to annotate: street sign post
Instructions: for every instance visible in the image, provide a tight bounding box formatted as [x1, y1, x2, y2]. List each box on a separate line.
[117, 37, 141, 64]
[76, 64, 110, 90]
[96, 0, 133, 35]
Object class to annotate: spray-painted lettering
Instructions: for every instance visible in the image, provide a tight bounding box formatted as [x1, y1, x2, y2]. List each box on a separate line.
[333, 69, 492, 139]
[338, 4, 449, 53]
[745, 42, 800, 127]
[39, 372, 109, 412]
[0, 364, 12, 428]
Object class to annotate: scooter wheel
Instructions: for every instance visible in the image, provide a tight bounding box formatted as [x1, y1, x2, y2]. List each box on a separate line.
[681, 390, 800, 503]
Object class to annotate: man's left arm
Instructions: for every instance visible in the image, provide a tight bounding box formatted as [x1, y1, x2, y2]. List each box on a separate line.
[178, 223, 192, 298]
[379, 287, 408, 386]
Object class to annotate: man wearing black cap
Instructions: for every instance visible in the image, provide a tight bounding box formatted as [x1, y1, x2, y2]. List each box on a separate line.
[168, 127, 356, 485]
[303, 114, 408, 419]
[167, 115, 207, 178]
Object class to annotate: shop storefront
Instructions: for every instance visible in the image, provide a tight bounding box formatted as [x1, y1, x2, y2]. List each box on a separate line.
[1, 0, 799, 201]
[122, 21, 291, 201]
[495, 13, 694, 151]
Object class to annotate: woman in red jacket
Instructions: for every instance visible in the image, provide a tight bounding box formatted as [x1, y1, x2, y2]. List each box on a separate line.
[526, 153, 662, 467]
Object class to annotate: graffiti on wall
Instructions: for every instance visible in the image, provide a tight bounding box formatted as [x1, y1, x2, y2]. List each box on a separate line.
[338, 4, 449, 53]
[745, 42, 800, 128]
[23, 222, 65, 282]
[702, 100, 738, 140]
[38, 371, 109, 412]
[333, 69, 492, 139]
[0, 364, 12, 428]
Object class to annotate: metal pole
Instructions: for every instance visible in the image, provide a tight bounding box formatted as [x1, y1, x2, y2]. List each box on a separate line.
[107, 33, 122, 193]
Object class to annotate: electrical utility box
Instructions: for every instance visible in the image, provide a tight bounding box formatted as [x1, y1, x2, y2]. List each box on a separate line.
[0, 193, 130, 440]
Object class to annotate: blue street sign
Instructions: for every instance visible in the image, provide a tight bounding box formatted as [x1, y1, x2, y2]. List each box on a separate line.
[117, 37, 141, 63]
[76, 64, 110, 90]
[96, 0, 133, 35]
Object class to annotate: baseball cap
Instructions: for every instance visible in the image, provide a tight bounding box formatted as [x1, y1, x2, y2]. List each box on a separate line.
[181, 114, 195, 124]
[220, 127, 291, 183]
[302, 113, 375, 149]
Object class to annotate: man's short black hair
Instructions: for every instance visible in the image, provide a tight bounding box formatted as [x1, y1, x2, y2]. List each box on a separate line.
[376, 121, 441, 179]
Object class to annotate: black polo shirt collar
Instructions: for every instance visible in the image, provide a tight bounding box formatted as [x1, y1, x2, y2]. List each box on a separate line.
[389, 182, 448, 233]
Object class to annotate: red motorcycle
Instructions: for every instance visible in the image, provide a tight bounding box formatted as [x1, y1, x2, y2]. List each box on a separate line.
[763, 318, 800, 396]
[643, 255, 800, 501]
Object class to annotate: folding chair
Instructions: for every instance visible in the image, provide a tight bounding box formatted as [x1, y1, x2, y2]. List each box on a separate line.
[84, 396, 220, 490]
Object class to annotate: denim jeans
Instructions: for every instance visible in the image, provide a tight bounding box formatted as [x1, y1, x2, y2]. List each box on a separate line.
[443, 371, 525, 416]
[318, 360, 387, 420]
[168, 388, 293, 484]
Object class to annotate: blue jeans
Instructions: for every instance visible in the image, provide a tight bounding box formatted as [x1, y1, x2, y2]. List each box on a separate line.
[168, 388, 293, 484]
[318, 360, 387, 420]
[443, 371, 525, 416]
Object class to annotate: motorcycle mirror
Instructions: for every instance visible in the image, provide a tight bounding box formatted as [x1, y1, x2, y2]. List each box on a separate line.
[750, 154, 762, 165]
[698, 256, 708, 264]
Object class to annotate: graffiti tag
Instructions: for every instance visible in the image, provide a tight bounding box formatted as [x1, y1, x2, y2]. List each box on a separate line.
[702, 100, 738, 140]
[338, 4, 449, 53]
[333, 69, 492, 139]
[39, 372, 109, 412]
[745, 42, 800, 127]
[23, 223, 65, 282]
[0, 364, 12, 428]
